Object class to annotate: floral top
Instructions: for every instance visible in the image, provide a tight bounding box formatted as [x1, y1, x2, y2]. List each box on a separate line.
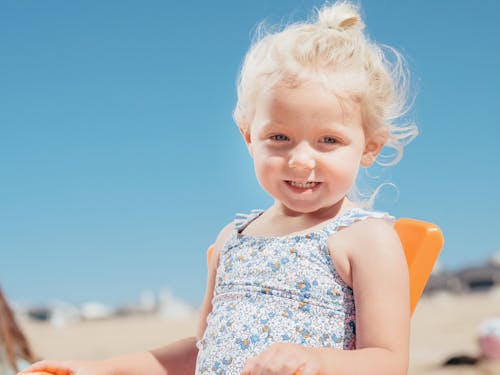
[195, 208, 394, 375]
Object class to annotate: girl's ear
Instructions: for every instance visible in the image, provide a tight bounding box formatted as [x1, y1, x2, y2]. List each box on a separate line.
[239, 126, 254, 157]
[360, 129, 388, 167]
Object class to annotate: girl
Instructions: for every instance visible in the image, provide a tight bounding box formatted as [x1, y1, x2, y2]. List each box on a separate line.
[24, 1, 416, 375]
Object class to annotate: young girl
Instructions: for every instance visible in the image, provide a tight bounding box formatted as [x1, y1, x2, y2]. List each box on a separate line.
[24, 2, 415, 375]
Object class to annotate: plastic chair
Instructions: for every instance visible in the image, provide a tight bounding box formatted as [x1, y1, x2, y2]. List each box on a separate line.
[394, 218, 444, 314]
[206, 218, 444, 315]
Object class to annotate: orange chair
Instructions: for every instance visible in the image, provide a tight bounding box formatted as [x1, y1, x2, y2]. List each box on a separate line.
[394, 218, 444, 314]
[207, 218, 444, 315]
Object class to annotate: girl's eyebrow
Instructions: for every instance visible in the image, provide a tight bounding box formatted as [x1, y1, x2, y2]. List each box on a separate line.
[259, 121, 287, 131]
[305, 121, 354, 134]
[260, 121, 353, 134]
[319, 123, 354, 135]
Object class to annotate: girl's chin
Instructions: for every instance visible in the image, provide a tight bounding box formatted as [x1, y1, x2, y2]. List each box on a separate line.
[277, 200, 344, 216]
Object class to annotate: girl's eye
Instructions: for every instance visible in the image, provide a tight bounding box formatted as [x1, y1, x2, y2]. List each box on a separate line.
[321, 136, 338, 144]
[270, 134, 289, 142]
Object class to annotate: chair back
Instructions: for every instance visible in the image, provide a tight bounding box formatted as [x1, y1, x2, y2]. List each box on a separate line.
[394, 218, 444, 315]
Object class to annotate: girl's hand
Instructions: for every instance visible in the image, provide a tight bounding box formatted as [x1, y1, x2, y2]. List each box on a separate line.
[242, 343, 321, 375]
[20, 359, 116, 375]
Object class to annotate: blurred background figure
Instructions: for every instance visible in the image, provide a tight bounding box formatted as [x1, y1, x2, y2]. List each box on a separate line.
[0, 287, 36, 375]
[479, 317, 500, 361]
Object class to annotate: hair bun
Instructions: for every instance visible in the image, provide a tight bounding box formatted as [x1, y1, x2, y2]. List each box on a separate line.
[316, 2, 364, 32]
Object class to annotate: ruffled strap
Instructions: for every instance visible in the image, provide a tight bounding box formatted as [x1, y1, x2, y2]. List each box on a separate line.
[322, 207, 395, 235]
[233, 209, 265, 233]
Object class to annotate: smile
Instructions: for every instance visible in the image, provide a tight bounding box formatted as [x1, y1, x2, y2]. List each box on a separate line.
[286, 181, 320, 189]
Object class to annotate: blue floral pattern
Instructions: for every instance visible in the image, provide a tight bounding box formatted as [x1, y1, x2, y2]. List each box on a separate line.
[195, 208, 394, 375]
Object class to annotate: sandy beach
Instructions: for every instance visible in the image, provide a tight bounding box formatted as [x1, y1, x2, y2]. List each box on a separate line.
[19, 291, 500, 375]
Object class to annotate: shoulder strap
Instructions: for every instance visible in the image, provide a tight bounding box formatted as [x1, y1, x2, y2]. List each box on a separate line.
[322, 207, 395, 234]
[233, 209, 265, 233]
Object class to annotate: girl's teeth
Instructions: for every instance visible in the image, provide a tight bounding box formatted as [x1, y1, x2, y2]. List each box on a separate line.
[288, 181, 318, 188]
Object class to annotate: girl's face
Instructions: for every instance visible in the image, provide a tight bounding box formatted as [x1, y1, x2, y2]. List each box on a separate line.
[241, 81, 383, 216]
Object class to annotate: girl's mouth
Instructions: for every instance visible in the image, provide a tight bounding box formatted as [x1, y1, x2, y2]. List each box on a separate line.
[286, 180, 320, 189]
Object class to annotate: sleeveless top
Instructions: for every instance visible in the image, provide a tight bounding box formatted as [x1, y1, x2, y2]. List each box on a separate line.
[195, 208, 394, 375]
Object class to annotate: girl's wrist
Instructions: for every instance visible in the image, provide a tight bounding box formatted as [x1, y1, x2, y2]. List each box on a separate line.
[305, 346, 336, 374]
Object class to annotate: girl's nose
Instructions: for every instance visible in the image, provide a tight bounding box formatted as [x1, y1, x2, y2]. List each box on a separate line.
[288, 143, 316, 170]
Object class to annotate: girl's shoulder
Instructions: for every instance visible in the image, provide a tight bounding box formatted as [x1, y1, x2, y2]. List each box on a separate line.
[209, 220, 237, 269]
[334, 207, 395, 227]
[329, 208, 403, 266]
[326, 207, 399, 280]
[233, 209, 265, 234]
[329, 207, 398, 245]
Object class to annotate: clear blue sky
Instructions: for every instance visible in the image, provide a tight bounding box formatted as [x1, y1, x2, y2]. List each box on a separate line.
[1, 0, 499, 306]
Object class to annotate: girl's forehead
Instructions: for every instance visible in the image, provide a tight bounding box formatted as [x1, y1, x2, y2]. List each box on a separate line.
[251, 82, 364, 134]
[255, 81, 361, 119]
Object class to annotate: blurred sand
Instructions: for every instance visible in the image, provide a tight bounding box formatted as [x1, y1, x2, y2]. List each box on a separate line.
[19, 291, 500, 375]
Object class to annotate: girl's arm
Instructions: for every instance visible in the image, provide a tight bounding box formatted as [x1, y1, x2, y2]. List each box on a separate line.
[23, 223, 233, 375]
[147, 222, 233, 375]
[322, 217, 410, 375]
[243, 218, 410, 375]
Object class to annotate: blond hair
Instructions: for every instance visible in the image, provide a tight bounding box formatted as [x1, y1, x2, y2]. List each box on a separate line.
[234, 1, 417, 166]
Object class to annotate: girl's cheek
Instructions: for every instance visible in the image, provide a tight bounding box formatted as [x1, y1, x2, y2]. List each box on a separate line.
[256, 155, 283, 170]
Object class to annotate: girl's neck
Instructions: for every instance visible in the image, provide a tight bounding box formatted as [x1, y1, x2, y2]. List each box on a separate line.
[242, 198, 359, 238]
[272, 198, 356, 221]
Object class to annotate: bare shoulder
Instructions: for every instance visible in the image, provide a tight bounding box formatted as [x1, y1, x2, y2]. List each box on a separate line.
[347, 218, 406, 283]
[330, 217, 403, 264]
[327, 217, 404, 287]
[209, 221, 235, 269]
[349, 217, 402, 255]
